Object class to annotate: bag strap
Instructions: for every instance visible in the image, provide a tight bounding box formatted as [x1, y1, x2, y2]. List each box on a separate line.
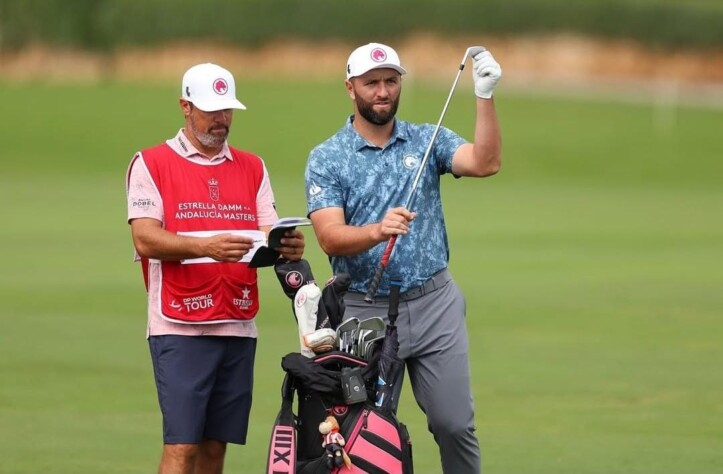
[388, 277, 402, 326]
[266, 373, 297, 474]
[281, 372, 295, 403]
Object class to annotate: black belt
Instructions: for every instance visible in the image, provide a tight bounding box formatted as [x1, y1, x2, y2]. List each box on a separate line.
[345, 269, 451, 302]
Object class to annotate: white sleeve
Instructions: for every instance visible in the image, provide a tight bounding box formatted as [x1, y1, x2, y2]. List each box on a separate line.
[256, 161, 279, 227]
[126, 153, 164, 224]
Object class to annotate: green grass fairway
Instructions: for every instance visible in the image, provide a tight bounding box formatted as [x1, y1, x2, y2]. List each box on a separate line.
[1, 78, 721, 473]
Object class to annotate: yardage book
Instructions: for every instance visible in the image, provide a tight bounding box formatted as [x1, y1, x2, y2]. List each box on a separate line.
[177, 217, 311, 267]
[266, 216, 312, 249]
[249, 216, 312, 268]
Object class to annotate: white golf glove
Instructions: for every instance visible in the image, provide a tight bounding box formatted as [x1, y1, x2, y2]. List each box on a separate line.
[470, 47, 502, 99]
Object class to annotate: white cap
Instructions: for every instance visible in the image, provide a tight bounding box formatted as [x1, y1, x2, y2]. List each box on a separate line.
[181, 63, 246, 112]
[346, 43, 407, 80]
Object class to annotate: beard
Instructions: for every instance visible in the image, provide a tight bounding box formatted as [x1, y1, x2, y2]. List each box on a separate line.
[355, 94, 399, 126]
[189, 114, 229, 149]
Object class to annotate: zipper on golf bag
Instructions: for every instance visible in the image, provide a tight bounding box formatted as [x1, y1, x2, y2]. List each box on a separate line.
[334, 405, 413, 474]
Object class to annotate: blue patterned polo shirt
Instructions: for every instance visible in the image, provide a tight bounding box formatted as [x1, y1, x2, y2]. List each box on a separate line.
[305, 116, 466, 295]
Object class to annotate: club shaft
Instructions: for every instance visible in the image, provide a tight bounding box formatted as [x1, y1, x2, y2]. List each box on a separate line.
[364, 49, 471, 303]
[405, 51, 470, 209]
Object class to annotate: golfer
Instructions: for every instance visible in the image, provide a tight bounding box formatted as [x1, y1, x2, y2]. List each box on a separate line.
[126, 63, 305, 474]
[304, 43, 502, 473]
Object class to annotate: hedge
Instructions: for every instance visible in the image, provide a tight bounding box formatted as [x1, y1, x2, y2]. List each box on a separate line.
[1, 0, 721, 51]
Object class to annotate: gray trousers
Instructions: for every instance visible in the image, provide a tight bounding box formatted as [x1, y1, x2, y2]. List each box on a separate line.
[344, 273, 481, 474]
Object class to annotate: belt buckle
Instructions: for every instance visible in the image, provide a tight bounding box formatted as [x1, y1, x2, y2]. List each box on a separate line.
[418, 273, 439, 297]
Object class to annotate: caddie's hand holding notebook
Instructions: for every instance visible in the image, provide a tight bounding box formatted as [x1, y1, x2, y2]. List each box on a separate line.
[249, 217, 312, 268]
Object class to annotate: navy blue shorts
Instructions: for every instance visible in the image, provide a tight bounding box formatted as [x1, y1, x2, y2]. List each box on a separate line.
[148, 335, 257, 445]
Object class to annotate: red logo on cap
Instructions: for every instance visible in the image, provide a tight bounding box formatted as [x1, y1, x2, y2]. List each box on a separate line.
[213, 78, 228, 95]
[370, 48, 387, 62]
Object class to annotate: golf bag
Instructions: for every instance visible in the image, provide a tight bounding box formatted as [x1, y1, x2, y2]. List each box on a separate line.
[266, 350, 414, 474]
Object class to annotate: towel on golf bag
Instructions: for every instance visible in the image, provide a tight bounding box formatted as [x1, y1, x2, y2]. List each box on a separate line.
[266, 351, 413, 474]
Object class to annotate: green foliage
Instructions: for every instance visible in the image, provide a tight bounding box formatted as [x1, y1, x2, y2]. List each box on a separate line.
[0, 0, 721, 51]
[0, 80, 722, 472]
[0, 0, 106, 48]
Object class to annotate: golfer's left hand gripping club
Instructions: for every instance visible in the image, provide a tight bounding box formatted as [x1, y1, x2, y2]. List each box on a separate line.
[364, 46, 485, 303]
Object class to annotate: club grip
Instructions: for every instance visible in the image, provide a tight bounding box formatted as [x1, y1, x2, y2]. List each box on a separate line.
[364, 236, 398, 303]
[364, 262, 385, 303]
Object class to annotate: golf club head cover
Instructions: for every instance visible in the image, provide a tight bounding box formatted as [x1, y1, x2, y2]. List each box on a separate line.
[303, 328, 337, 354]
[294, 283, 322, 358]
[274, 258, 315, 300]
[319, 273, 351, 331]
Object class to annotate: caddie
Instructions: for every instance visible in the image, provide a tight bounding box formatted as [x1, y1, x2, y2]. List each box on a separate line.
[126, 62, 305, 474]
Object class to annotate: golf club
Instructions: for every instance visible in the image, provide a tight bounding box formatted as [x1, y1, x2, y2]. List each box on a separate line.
[364, 46, 486, 302]
[356, 317, 385, 357]
[335, 317, 359, 352]
[363, 334, 385, 361]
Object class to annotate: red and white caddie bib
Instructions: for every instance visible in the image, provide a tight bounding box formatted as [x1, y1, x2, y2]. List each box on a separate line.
[134, 143, 264, 324]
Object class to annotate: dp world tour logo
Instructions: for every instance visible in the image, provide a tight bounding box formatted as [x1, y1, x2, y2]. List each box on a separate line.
[370, 48, 387, 62]
[208, 178, 219, 201]
[213, 78, 228, 95]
